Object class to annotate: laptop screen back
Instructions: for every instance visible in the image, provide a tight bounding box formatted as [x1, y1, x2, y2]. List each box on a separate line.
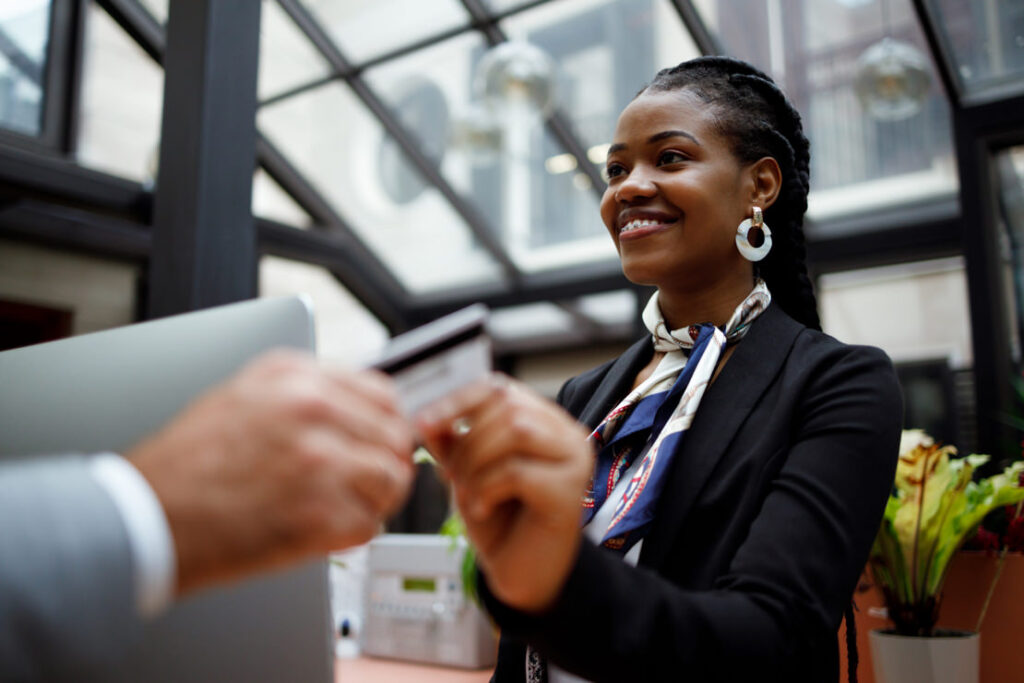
[0, 296, 332, 683]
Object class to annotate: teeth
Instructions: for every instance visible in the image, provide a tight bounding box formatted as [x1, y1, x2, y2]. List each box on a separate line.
[621, 218, 661, 233]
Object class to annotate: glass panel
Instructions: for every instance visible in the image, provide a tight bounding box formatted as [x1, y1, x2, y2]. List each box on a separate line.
[365, 30, 613, 273]
[77, 4, 164, 182]
[996, 145, 1024, 369]
[576, 289, 637, 328]
[258, 0, 333, 101]
[695, 0, 958, 226]
[489, 301, 575, 342]
[258, 80, 502, 293]
[299, 0, 470, 64]
[259, 255, 388, 366]
[502, 0, 700, 153]
[818, 257, 974, 448]
[496, 0, 698, 264]
[0, 0, 51, 137]
[482, 0, 538, 12]
[927, 0, 1024, 98]
[137, 0, 167, 25]
[253, 168, 313, 228]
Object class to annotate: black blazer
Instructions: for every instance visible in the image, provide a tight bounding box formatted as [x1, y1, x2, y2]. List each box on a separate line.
[480, 304, 902, 683]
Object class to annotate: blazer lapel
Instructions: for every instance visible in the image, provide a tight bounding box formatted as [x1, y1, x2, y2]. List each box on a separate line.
[577, 337, 653, 430]
[639, 304, 804, 568]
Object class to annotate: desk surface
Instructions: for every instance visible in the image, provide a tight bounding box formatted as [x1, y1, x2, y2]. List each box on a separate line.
[335, 657, 492, 682]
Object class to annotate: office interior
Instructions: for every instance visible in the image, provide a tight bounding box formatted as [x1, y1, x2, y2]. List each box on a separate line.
[0, 0, 1022, 680]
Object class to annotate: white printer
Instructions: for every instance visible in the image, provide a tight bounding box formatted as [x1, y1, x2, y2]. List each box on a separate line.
[362, 534, 497, 669]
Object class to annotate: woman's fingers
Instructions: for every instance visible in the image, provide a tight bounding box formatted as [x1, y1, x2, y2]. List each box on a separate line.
[418, 374, 589, 477]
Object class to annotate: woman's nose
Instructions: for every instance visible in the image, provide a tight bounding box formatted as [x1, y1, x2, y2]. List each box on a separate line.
[615, 167, 657, 203]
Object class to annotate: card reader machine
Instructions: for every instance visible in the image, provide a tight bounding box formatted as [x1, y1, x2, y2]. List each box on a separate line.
[362, 534, 496, 669]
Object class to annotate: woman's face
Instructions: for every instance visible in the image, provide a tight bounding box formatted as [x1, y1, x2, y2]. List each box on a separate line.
[600, 89, 755, 292]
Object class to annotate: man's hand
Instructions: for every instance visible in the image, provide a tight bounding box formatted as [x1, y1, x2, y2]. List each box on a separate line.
[129, 350, 415, 596]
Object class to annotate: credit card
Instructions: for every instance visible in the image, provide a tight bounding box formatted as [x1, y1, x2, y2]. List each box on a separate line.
[371, 304, 491, 417]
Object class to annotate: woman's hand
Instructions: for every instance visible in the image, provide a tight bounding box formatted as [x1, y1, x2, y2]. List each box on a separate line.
[417, 375, 593, 613]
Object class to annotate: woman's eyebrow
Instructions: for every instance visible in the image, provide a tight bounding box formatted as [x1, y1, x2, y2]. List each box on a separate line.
[606, 130, 700, 159]
[649, 129, 700, 146]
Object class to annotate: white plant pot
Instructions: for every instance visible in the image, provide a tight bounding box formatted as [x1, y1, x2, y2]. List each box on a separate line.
[869, 629, 979, 683]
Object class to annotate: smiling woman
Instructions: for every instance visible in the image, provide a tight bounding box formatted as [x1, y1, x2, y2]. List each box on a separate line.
[416, 56, 902, 683]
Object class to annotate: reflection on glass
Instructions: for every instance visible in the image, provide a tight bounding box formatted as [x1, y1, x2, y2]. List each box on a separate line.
[695, 0, 957, 224]
[365, 28, 614, 272]
[502, 0, 700, 152]
[258, 80, 502, 293]
[0, 1, 51, 137]
[367, 0, 696, 271]
[77, 5, 164, 181]
[928, 0, 1024, 98]
[259, 255, 389, 366]
[996, 146, 1024, 366]
[259, 0, 332, 101]
[299, 0, 469, 64]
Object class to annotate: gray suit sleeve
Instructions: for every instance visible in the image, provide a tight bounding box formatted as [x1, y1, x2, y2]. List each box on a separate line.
[0, 455, 140, 680]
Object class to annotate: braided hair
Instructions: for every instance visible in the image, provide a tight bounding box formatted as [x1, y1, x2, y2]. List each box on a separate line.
[642, 56, 821, 331]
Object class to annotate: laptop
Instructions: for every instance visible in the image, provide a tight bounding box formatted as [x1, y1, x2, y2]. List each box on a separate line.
[0, 296, 333, 682]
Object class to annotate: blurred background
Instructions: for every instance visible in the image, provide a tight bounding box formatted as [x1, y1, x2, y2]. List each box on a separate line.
[0, 0, 1022, 492]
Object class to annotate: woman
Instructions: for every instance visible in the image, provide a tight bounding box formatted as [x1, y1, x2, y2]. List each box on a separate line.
[418, 56, 901, 683]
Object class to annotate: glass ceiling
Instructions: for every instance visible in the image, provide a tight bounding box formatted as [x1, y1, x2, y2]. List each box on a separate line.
[2, 0, 1021, 346]
[252, 0, 965, 295]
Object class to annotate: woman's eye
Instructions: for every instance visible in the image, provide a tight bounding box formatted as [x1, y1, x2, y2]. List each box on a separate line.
[657, 150, 687, 165]
[604, 163, 626, 180]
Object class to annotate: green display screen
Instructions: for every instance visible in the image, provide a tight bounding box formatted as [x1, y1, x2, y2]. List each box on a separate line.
[402, 577, 437, 592]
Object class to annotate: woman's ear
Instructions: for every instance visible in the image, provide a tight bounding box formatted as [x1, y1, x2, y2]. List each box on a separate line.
[749, 157, 782, 210]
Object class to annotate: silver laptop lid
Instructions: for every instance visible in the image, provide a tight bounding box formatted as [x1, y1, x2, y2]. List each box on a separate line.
[0, 295, 332, 683]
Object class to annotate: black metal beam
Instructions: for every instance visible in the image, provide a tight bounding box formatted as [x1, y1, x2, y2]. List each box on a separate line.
[0, 198, 150, 260]
[0, 143, 149, 217]
[59, 0, 88, 156]
[459, 0, 607, 195]
[954, 121, 1020, 455]
[276, 0, 522, 284]
[667, 0, 724, 55]
[147, 0, 262, 317]
[959, 92, 1024, 135]
[408, 260, 629, 324]
[910, 0, 960, 105]
[95, 0, 164, 64]
[807, 217, 961, 276]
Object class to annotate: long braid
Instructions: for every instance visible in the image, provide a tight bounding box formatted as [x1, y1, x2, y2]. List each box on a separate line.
[644, 57, 821, 330]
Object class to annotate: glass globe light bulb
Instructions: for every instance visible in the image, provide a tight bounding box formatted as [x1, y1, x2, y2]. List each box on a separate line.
[474, 41, 557, 118]
[855, 37, 932, 121]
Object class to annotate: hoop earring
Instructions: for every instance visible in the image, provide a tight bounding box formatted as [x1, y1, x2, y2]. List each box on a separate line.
[736, 206, 772, 262]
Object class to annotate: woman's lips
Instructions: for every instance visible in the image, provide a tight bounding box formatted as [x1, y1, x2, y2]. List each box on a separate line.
[618, 217, 677, 241]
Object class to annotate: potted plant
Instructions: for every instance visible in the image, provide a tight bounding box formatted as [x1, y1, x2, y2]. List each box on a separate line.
[867, 430, 1024, 683]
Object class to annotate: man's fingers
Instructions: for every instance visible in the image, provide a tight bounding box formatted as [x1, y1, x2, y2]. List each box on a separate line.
[344, 444, 414, 516]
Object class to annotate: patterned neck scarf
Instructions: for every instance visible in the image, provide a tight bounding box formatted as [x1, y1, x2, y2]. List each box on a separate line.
[581, 279, 772, 553]
[526, 281, 772, 683]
